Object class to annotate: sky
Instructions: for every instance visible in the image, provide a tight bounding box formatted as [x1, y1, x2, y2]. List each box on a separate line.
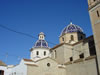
[0, 0, 93, 65]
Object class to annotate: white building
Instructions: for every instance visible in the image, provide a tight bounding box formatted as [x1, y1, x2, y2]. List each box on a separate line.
[0, 61, 13, 75]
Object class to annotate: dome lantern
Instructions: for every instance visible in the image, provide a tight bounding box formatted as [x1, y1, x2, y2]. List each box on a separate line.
[39, 32, 45, 40]
[34, 32, 49, 49]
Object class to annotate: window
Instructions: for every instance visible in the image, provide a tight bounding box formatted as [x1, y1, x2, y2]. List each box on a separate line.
[14, 72, 16, 75]
[97, 10, 100, 17]
[55, 50, 57, 58]
[36, 51, 39, 55]
[71, 35, 74, 41]
[80, 36, 83, 40]
[44, 51, 46, 56]
[40, 36, 41, 38]
[47, 63, 50, 67]
[79, 53, 84, 58]
[62, 37, 64, 41]
[0, 70, 4, 75]
[70, 57, 73, 61]
[88, 40, 96, 56]
[42, 36, 43, 39]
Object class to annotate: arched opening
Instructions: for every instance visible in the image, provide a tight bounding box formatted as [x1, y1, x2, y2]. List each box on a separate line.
[36, 51, 39, 55]
[44, 51, 46, 56]
[55, 50, 57, 58]
[62, 37, 64, 41]
[0, 70, 4, 75]
[71, 35, 74, 41]
[97, 10, 100, 17]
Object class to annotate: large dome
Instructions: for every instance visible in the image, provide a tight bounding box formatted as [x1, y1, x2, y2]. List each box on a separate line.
[34, 32, 49, 49]
[60, 22, 83, 36]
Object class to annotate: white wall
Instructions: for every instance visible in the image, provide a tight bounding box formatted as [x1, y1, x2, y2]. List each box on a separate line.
[31, 48, 50, 60]
[0, 66, 12, 75]
[10, 60, 27, 75]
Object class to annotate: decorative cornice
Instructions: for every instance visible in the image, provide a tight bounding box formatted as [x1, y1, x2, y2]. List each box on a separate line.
[88, 1, 100, 11]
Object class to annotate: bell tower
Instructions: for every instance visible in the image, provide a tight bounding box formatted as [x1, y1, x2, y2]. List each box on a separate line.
[88, 0, 100, 74]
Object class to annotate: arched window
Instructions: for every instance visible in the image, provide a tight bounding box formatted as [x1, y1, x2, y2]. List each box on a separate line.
[80, 36, 83, 40]
[62, 37, 64, 41]
[42, 36, 43, 39]
[36, 51, 39, 55]
[71, 35, 74, 41]
[55, 50, 57, 58]
[97, 10, 100, 17]
[0, 70, 4, 75]
[44, 51, 46, 56]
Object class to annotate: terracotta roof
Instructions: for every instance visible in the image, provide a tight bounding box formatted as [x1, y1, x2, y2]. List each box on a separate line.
[0, 61, 7, 66]
[50, 43, 72, 50]
[25, 64, 38, 67]
[72, 35, 93, 46]
[50, 43, 64, 50]
[73, 58, 84, 63]
[85, 55, 96, 60]
[50, 35, 93, 50]
[23, 59, 33, 62]
[64, 61, 72, 65]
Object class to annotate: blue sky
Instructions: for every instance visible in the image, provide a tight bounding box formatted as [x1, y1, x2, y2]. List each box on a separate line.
[0, 0, 93, 65]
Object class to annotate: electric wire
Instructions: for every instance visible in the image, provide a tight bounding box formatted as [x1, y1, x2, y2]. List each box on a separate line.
[0, 24, 99, 65]
[0, 24, 56, 45]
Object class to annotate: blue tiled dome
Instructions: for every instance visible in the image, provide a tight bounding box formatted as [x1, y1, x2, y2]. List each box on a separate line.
[34, 40, 49, 48]
[60, 22, 83, 36]
[34, 32, 49, 49]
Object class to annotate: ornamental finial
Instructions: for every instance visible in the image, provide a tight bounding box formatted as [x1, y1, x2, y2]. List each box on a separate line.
[39, 32, 45, 40]
[70, 19, 72, 24]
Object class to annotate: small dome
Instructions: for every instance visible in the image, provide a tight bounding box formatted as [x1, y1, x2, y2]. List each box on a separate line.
[60, 22, 83, 36]
[34, 40, 49, 48]
[34, 32, 49, 49]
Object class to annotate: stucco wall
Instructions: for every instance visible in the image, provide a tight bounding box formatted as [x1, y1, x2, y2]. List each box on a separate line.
[0, 66, 12, 75]
[31, 48, 50, 60]
[51, 45, 65, 64]
[89, 2, 100, 74]
[65, 58, 98, 75]
[11, 60, 27, 75]
[73, 42, 90, 60]
[27, 58, 66, 75]
[60, 33, 79, 44]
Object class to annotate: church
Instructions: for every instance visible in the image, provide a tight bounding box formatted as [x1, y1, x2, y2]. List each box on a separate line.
[0, 0, 100, 75]
[7, 22, 97, 75]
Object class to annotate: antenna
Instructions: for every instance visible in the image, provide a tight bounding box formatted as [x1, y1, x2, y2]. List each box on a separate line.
[5, 53, 8, 64]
